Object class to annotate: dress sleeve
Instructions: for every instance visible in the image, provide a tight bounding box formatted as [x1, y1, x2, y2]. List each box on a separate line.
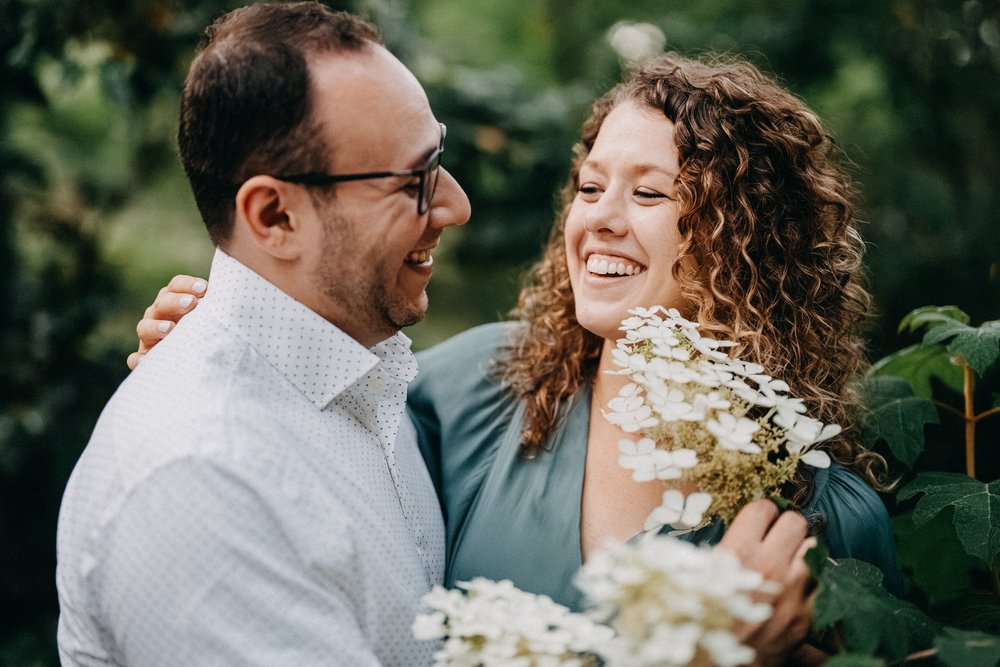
[804, 464, 906, 596]
[408, 324, 518, 489]
[407, 322, 521, 538]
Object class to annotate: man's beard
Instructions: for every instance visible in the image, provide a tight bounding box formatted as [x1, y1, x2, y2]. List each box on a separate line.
[312, 211, 426, 341]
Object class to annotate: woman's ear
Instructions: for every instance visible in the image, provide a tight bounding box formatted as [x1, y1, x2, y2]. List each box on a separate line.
[233, 175, 307, 261]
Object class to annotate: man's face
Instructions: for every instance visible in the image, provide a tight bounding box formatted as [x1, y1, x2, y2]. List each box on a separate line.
[300, 45, 471, 347]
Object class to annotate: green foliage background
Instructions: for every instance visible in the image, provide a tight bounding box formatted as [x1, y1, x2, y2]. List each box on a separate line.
[1, 0, 999, 664]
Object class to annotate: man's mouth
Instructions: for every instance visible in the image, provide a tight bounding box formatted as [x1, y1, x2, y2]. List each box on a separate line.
[406, 249, 434, 267]
[586, 253, 646, 276]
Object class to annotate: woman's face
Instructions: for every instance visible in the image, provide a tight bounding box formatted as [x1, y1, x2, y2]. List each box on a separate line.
[565, 101, 685, 341]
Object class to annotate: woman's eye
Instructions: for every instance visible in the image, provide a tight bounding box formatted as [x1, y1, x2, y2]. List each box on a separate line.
[635, 188, 669, 200]
[578, 184, 602, 198]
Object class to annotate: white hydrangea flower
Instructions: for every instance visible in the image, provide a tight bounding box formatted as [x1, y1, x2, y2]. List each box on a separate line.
[618, 439, 698, 482]
[643, 490, 712, 531]
[617, 438, 656, 474]
[701, 629, 757, 667]
[705, 412, 761, 453]
[414, 578, 613, 666]
[577, 534, 772, 667]
[604, 305, 842, 527]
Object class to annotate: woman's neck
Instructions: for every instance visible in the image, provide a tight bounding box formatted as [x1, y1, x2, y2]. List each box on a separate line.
[591, 337, 630, 406]
[580, 337, 666, 562]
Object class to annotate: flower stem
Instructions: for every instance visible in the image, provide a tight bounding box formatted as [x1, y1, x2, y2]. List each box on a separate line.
[900, 647, 937, 663]
[931, 400, 964, 419]
[964, 363, 975, 478]
[975, 405, 1000, 422]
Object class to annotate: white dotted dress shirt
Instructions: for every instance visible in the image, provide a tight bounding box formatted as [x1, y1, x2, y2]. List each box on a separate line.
[56, 249, 445, 666]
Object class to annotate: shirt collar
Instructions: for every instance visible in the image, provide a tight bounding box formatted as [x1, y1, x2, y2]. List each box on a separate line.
[198, 249, 415, 409]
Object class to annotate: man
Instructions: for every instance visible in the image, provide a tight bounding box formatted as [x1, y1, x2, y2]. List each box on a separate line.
[57, 4, 469, 665]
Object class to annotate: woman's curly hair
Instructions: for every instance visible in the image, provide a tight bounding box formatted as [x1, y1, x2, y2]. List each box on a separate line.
[499, 52, 887, 495]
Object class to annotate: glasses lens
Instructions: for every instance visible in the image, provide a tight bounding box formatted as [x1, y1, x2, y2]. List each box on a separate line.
[421, 151, 442, 214]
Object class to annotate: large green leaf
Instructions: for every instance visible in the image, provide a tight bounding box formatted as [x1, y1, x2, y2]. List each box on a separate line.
[813, 559, 939, 660]
[923, 320, 1000, 377]
[868, 343, 964, 398]
[935, 627, 1000, 667]
[935, 593, 1000, 635]
[899, 305, 971, 334]
[892, 512, 975, 607]
[898, 473, 1000, 568]
[860, 376, 939, 467]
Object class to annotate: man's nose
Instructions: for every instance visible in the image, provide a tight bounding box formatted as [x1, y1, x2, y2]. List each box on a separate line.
[428, 167, 471, 229]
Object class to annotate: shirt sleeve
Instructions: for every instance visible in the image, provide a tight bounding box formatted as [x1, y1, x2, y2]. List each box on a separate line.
[93, 457, 382, 667]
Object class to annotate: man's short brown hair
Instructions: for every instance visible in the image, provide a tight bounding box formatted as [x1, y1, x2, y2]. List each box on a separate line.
[178, 2, 380, 245]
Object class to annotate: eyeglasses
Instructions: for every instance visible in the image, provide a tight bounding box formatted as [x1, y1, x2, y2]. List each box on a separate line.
[271, 123, 446, 215]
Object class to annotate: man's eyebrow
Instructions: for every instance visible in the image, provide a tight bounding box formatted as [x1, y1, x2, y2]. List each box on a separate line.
[406, 127, 442, 169]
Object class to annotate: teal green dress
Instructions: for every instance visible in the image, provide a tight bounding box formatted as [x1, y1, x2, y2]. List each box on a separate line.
[408, 322, 905, 610]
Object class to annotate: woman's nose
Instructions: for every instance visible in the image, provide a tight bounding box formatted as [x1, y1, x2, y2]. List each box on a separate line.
[583, 189, 627, 235]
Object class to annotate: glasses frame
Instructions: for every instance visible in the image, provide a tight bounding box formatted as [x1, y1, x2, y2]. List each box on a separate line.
[270, 123, 446, 215]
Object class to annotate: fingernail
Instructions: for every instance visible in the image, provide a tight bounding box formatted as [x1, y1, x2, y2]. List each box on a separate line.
[157, 321, 171, 334]
[179, 295, 194, 309]
[192, 281, 207, 294]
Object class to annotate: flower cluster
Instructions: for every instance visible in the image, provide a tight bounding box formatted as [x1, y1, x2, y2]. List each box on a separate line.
[606, 306, 837, 529]
[576, 534, 775, 667]
[413, 577, 614, 667]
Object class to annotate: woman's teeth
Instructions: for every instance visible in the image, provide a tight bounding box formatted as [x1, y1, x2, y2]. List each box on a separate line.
[587, 255, 646, 276]
[406, 250, 433, 266]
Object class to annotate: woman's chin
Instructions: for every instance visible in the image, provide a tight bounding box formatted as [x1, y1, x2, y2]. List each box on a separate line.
[574, 308, 628, 343]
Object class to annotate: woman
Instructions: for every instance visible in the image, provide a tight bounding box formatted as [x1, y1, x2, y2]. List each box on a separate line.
[406, 53, 902, 609]
[133, 50, 901, 630]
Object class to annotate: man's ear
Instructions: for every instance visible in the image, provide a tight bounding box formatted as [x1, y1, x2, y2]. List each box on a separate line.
[233, 175, 309, 261]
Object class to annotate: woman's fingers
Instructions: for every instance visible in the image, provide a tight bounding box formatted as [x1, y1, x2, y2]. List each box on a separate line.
[145, 279, 206, 322]
[126, 352, 143, 371]
[168, 274, 208, 296]
[719, 502, 815, 667]
[127, 275, 207, 370]
[143, 291, 198, 322]
[136, 318, 175, 349]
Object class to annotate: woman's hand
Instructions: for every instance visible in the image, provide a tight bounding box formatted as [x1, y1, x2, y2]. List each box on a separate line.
[127, 275, 207, 370]
[719, 500, 819, 667]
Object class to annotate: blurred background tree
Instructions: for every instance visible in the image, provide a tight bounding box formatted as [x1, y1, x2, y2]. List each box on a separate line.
[1, 0, 998, 663]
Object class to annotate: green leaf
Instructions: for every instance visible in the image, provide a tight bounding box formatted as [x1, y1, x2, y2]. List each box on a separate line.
[898, 473, 1000, 567]
[935, 627, 1000, 667]
[860, 376, 939, 467]
[934, 593, 1000, 635]
[899, 305, 970, 334]
[892, 512, 975, 606]
[813, 559, 939, 659]
[805, 540, 830, 579]
[823, 655, 885, 667]
[923, 320, 1000, 377]
[868, 343, 964, 398]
